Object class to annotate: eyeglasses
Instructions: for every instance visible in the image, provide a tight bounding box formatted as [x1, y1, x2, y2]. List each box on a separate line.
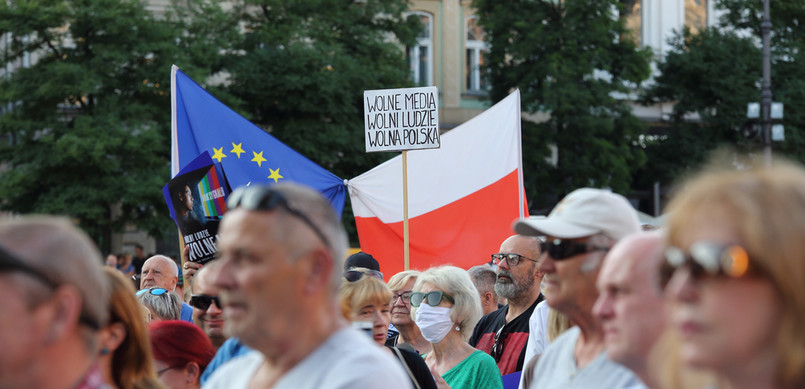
[156, 366, 177, 377]
[540, 238, 610, 260]
[491, 325, 508, 362]
[392, 291, 412, 304]
[409, 291, 455, 307]
[227, 185, 331, 250]
[0, 245, 100, 330]
[664, 242, 754, 281]
[344, 269, 384, 282]
[189, 294, 221, 310]
[136, 287, 168, 296]
[491, 253, 537, 267]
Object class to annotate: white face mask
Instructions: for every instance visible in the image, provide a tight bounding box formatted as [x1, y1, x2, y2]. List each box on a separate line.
[415, 303, 455, 343]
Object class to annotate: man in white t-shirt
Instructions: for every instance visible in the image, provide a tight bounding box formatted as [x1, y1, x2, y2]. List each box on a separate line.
[204, 183, 411, 389]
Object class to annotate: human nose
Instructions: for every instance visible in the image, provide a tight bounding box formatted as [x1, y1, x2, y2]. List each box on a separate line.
[207, 299, 223, 314]
[593, 292, 613, 321]
[538, 255, 555, 273]
[666, 267, 698, 303]
[498, 256, 512, 270]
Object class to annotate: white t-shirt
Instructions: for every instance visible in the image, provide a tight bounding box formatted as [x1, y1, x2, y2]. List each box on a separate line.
[522, 299, 551, 366]
[204, 327, 413, 389]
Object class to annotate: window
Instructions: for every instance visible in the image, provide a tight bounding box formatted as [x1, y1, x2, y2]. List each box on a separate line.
[685, 0, 707, 34]
[405, 12, 433, 86]
[465, 16, 488, 93]
[621, 0, 642, 47]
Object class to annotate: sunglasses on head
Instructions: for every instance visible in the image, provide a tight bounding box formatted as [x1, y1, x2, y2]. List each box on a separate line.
[0, 245, 100, 330]
[491, 253, 537, 267]
[136, 287, 169, 297]
[227, 185, 331, 250]
[343, 269, 384, 282]
[540, 238, 610, 260]
[189, 294, 221, 310]
[663, 241, 754, 281]
[409, 291, 455, 307]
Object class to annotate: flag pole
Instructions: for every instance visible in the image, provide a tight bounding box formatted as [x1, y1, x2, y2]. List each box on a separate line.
[402, 150, 410, 270]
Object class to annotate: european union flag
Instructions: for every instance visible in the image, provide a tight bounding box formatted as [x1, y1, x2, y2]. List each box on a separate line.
[170, 65, 347, 216]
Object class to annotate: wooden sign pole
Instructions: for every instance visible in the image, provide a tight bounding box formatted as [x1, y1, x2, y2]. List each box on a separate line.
[402, 150, 410, 270]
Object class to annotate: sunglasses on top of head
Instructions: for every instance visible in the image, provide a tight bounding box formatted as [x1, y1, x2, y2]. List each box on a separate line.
[662, 241, 756, 284]
[540, 238, 610, 260]
[227, 185, 331, 250]
[136, 287, 169, 297]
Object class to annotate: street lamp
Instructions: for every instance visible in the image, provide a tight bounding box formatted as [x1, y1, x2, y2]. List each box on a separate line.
[761, 0, 772, 165]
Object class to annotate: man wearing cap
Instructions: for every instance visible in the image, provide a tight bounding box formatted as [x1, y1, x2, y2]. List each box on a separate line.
[140, 254, 194, 323]
[205, 182, 410, 388]
[469, 235, 544, 376]
[593, 231, 667, 388]
[0, 216, 110, 389]
[514, 188, 643, 389]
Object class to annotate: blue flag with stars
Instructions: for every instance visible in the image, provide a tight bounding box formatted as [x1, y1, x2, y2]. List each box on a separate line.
[170, 65, 346, 216]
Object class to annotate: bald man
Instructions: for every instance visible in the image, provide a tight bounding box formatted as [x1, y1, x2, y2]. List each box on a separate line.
[141, 255, 193, 323]
[593, 231, 666, 388]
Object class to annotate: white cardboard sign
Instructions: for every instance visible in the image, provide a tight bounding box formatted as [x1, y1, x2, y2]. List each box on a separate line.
[364, 86, 440, 152]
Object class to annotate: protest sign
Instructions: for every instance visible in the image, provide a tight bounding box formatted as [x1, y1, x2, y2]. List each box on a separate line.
[364, 86, 440, 152]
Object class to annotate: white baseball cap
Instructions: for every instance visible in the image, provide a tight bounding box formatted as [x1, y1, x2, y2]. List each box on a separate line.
[513, 188, 640, 240]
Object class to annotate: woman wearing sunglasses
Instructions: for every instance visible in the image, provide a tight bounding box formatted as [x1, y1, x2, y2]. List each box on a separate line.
[411, 266, 502, 389]
[339, 268, 437, 389]
[137, 287, 182, 322]
[662, 157, 805, 389]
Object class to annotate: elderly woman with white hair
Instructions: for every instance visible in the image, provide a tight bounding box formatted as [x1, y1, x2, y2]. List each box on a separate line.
[411, 266, 503, 389]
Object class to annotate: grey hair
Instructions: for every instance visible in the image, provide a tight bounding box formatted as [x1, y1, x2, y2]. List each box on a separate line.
[467, 265, 497, 294]
[138, 290, 181, 321]
[411, 266, 483, 342]
[0, 216, 110, 351]
[581, 234, 617, 273]
[387, 270, 421, 292]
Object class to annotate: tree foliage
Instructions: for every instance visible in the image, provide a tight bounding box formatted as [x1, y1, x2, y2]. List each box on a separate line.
[473, 0, 652, 208]
[639, 0, 805, 189]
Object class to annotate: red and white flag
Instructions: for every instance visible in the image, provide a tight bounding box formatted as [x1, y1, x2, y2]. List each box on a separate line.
[348, 90, 528, 276]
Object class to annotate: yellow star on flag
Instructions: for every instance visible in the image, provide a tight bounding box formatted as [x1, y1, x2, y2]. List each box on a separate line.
[251, 151, 267, 167]
[230, 143, 245, 158]
[268, 168, 284, 183]
[211, 147, 227, 163]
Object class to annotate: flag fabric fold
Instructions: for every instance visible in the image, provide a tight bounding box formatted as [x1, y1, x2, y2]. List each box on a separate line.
[170, 65, 347, 215]
[348, 90, 527, 275]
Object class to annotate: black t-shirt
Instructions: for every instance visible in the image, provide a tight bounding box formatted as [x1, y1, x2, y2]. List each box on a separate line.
[468, 294, 544, 375]
[387, 346, 437, 389]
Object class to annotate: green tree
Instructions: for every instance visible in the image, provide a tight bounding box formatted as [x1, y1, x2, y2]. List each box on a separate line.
[223, 0, 421, 181]
[473, 0, 652, 209]
[0, 0, 228, 250]
[639, 0, 805, 190]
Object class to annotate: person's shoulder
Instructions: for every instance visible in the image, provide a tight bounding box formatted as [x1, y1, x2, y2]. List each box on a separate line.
[204, 350, 263, 389]
[533, 326, 580, 369]
[477, 306, 508, 329]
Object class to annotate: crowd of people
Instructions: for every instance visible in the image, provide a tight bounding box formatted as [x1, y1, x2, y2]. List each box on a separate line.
[1, 154, 804, 389]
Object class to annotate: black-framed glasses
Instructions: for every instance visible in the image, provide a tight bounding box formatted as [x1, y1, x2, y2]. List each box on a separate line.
[663, 241, 754, 282]
[0, 245, 100, 330]
[491, 253, 537, 267]
[227, 185, 331, 250]
[392, 291, 412, 304]
[409, 291, 455, 307]
[540, 238, 610, 260]
[491, 325, 508, 362]
[189, 294, 221, 310]
[344, 269, 384, 282]
[136, 287, 168, 297]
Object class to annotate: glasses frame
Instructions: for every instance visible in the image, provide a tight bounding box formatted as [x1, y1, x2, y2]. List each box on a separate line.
[343, 269, 384, 282]
[227, 185, 332, 250]
[540, 238, 610, 260]
[664, 241, 754, 281]
[491, 253, 537, 267]
[392, 291, 412, 304]
[189, 294, 221, 311]
[409, 291, 455, 307]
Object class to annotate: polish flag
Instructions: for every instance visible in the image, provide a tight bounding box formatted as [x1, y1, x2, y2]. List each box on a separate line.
[348, 90, 527, 276]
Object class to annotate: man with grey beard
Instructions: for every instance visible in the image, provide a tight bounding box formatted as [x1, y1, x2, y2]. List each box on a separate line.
[469, 235, 544, 375]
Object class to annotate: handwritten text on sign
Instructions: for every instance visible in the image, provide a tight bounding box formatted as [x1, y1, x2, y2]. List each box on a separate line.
[364, 86, 440, 152]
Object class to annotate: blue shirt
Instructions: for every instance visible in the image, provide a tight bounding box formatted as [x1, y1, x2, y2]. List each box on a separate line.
[201, 337, 253, 385]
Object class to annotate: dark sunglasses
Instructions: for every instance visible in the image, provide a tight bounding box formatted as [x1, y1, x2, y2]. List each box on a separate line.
[491, 325, 508, 362]
[136, 287, 169, 296]
[663, 242, 754, 281]
[409, 291, 455, 307]
[0, 245, 100, 330]
[189, 294, 221, 310]
[344, 269, 384, 282]
[541, 238, 610, 260]
[491, 253, 537, 267]
[227, 185, 331, 250]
